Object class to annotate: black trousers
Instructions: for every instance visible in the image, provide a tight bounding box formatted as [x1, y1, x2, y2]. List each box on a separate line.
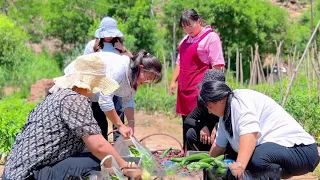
[247, 142, 319, 179]
[91, 96, 124, 141]
[205, 142, 319, 180]
[2, 152, 100, 180]
[182, 115, 190, 151]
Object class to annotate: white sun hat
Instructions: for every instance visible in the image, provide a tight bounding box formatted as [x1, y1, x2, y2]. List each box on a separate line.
[52, 55, 119, 95]
[94, 17, 124, 39]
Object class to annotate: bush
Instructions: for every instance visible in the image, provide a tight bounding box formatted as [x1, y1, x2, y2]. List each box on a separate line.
[0, 93, 36, 154]
[0, 15, 28, 68]
[0, 15, 61, 97]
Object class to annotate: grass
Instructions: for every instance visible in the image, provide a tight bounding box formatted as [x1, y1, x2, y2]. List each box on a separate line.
[312, 164, 320, 178]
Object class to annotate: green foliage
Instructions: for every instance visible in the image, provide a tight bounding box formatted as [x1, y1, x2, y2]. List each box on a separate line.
[7, 0, 47, 43]
[0, 15, 28, 68]
[0, 15, 61, 97]
[135, 84, 176, 114]
[54, 44, 85, 70]
[0, 93, 36, 153]
[44, 0, 94, 46]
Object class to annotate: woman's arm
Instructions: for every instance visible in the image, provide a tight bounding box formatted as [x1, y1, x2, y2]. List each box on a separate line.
[104, 109, 125, 128]
[169, 65, 180, 95]
[83, 135, 141, 178]
[229, 132, 258, 179]
[212, 65, 225, 71]
[236, 132, 258, 169]
[209, 143, 226, 157]
[83, 134, 127, 167]
[104, 109, 131, 138]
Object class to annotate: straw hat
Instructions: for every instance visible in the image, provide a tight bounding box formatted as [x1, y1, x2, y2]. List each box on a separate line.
[94, 17, 124, 39]
[52, 55, 119, 95]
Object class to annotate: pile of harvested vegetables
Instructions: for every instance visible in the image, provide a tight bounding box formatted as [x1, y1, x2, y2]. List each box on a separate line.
[141, 147, 228, 179]
[99, 136, 230, 179]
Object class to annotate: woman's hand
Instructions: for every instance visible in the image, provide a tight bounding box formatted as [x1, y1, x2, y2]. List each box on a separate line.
[200, 126, 211, 144]
[114, 40, 126, 52]
[229, 162, 245, 179]
[118, 124, 132, 138]
[122, 164, 142, 179]
[169, 82, 177, 96]
[210, 126, 217, 144]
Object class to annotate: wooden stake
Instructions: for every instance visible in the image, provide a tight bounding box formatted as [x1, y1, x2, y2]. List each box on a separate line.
[282, 20, 320, 107]
[236, 48, 239, 84]
[240, 53, 243, 86]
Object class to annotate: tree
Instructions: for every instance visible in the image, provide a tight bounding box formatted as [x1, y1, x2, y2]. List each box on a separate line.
[44, 0, 94, 46]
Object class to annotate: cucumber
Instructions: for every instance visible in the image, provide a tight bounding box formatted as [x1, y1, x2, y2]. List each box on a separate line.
[181, 153, 210, 165]
[199, 157, 215, 163]
[160, 147, 172, 159]
[213, 159, 227, 168]
[215, 154, 225, 161]
[216, 167, 227, 174]
[187, 162, 213, 171]
[170, 157, 184, 162]
[196, 162, 213, 169]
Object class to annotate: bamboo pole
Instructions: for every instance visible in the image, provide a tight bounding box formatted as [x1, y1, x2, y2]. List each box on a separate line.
[257, 53, 266, 83]
[282, 20, 320, 107]
[249, 46, 258, 87]
[228, 49, 231, 71]
[307, 49, 311, 90]
[161, 47, 169, 91]
[312, 47, 315, 84]
[318, 53, 320, 103]
[240, 53, 243, 86]
[310, 48, 320, 79]
[236, 48, 239, 84]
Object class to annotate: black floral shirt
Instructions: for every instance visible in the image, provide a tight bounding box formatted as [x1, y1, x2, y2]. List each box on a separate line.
[4, 89, 101, 179]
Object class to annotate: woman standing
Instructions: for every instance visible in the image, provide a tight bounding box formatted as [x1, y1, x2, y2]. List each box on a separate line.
[169, 9, 225, 150]
[64, 50, 162, 141]
[82, 16, 132, 141]
[199, 81, 320, 179]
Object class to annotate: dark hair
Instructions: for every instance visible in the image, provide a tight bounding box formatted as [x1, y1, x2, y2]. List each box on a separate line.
[130, 50, 162, 90]
[198, 81, 234, 137]
[179, 9, 202, 27]
[93, 38, 104, 52]
[93, 37, 124, 52]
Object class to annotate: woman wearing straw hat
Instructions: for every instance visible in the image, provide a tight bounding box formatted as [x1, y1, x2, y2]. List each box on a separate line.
[83, 16, 133, 141]
[2, 56, 141, 180]
[64, 50, 162, 141]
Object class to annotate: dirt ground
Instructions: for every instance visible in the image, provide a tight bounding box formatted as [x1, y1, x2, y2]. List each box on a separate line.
[0, 111, 319, 179]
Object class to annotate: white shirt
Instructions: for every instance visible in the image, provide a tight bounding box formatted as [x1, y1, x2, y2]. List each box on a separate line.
[215, 89, 315, 152]
[64, 52, 134, 112]
[83, 40, 120, 55]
